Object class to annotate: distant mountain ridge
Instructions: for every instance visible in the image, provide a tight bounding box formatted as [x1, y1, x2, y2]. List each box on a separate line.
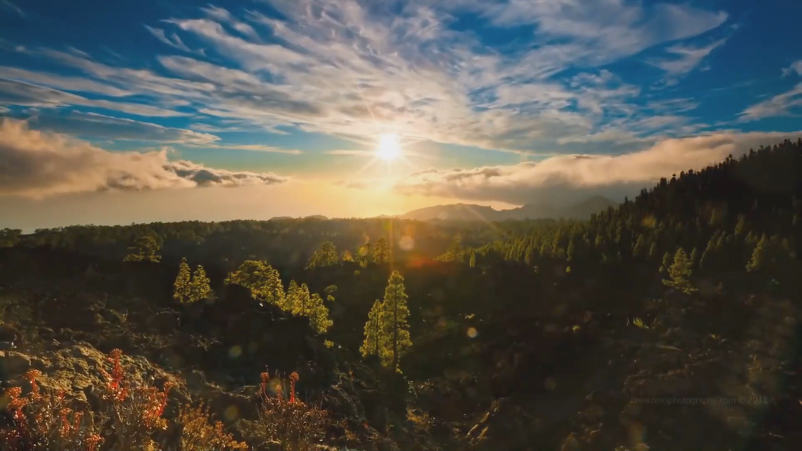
[401, 196, 618, 221]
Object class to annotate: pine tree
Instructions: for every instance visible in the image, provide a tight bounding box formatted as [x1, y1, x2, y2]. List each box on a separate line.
[306, 241, 339, 269]
[292, 283, 312, 317]
[746, 234, 771, 273]
[306, 293, 333, 334]
[379, 271, 412, 371]
[663, 248, 697, 294]
[373, 238, 390, 264]
[173, 257, 192, 304]
[341, 250, 354, 262]
[659, 251, 672, 272]
[324, 285, 337, 303]
[360, 300, 383, 358]
[567, 239, 576, 262]
[469, 250, 476, 268]
[123, 235, 161, 263]
[445, 236, 463, 262]
[690, 247, 699, 268]
[359, 243, 373, 267]
[225, 260, 285, 307]
[648, 242, 658, 260]
[189, 265, 211, 302]
[284, 280, 300, 311]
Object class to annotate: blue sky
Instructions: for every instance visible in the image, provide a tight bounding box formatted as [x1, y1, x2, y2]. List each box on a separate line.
[1, 0, 801, 228]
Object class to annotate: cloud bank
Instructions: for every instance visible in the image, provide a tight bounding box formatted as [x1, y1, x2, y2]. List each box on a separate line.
[391, 132, 802, 205]
[0, 119, 286, 198]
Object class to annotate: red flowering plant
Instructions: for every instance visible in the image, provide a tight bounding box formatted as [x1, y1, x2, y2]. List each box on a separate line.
[94, 349, 172, 450]
[0, 370, 101, 451]
[255, 370, 328, 451]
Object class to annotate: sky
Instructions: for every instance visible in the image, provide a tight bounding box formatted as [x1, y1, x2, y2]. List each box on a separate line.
[1, 0, 801, 230]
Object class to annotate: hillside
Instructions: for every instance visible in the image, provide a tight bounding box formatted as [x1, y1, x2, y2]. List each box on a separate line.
[0, 139, 801, 451]
[401, 196, 618, 221]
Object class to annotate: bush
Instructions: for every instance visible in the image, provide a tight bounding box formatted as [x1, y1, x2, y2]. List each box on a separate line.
[254, 371, 329, 451]
[0, 349, 246, 451]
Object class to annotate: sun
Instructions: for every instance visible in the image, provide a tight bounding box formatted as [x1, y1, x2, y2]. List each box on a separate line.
[377, 134, 401, 161]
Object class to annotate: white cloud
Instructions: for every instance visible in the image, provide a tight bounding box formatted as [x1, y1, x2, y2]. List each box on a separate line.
[739, 84, 802, 121]
[3, 0, 731, 153]
[477, 0, 727, 65]
[199, 143, 303, 154]
[648, 38, 728, 80]
[0, 118, 286, 198]
[144, 25, 195, 53]
[324, 150, 374, 156]
[0, 66, 132, 96]
[782, 61, 802, 77]
[0, 77, 185, 117]
[392, 131, 802, 204]
[29, 111, 219, 144]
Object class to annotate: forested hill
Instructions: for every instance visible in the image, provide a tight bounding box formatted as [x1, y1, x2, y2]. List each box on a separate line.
[444, 138, 802, 294]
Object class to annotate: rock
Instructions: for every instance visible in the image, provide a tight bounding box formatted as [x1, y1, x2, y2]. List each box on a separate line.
[0, 350, 32, 374]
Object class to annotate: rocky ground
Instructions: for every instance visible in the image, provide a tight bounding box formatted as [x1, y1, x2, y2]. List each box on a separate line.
[2, 249, 801, 450]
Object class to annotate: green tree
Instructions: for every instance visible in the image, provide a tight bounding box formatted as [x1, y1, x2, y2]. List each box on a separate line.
[291, 283, 312, 317]
[341, 249, 354, 262]
[663, 248, 697, 294]
[373, 238, 390, 264]
[306, 241, 339, 269]
[189, 265, 211, 302]
[360, 300, 383, 358]
[225, 260, 285, 307]
[305, 293, 333, 334]
[746, 234, 771, 273]
[690, 247, 699, 268]
[173, 258, 192, 304]
[284, 280, 300, 311]
[0, 229, 21, 248]
[444, 236, 463, 262]
[379, 271, 412, 371]
[648, 242, 658, 260]
[469, 250, 476, 268]
[324, 285, 337, 303]
[659, 251, 672, 273]
[123, 235, 161, 262]
[358, 243, 373, 267]
[567, 239, 576, 262]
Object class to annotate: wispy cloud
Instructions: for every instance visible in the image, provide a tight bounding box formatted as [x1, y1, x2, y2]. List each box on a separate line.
[0, 118, 286, 198]
[0, 0, 24, 18]
[144, 25, 195, 53]
[740, 84, 802, 121]
[0, 0, 753, 158]
[782, 60, 802, 77]
[648, 38, 728, 83]
[0, 77, 186, 117]
[325, 150, 374, 156]
[198, 143, 303, 154]
[28, 111, 219, 144]
[0, 66, 132, 96]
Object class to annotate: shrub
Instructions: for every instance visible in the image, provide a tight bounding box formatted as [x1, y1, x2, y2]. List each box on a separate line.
[0, 349, 243, 451]
[177, 404, 247, 451]
[254, 371, 328, 451]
